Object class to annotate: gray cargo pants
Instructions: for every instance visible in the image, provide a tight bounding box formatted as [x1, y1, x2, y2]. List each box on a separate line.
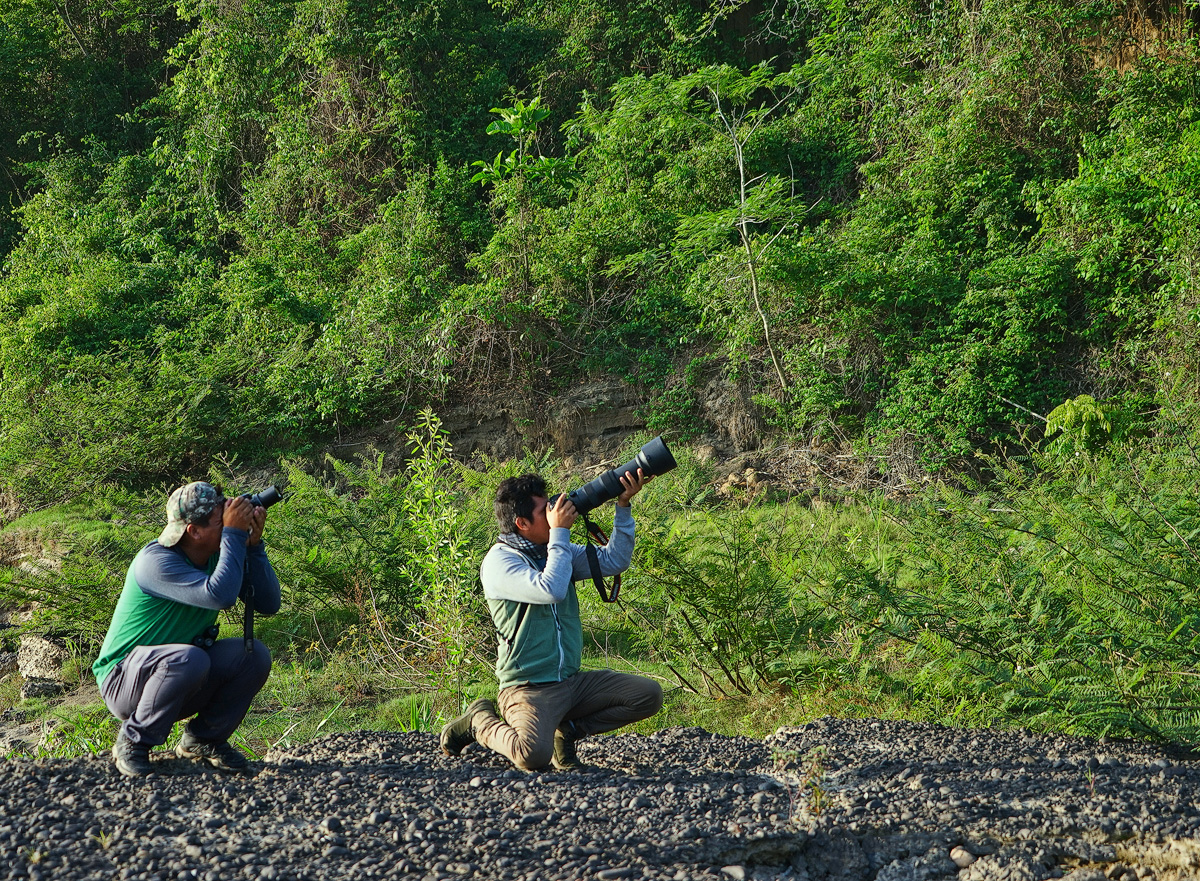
[100, 638, 272, 747]
[473, 669, 663, 771]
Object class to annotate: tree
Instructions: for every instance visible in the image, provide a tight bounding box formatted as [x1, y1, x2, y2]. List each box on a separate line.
[471, 96, 576, 295]
[673, 63, 806, 392]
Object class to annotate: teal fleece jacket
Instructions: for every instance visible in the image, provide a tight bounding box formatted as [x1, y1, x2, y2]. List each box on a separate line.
[481, 506, 634, 688]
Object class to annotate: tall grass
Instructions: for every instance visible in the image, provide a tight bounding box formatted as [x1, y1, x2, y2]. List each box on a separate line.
[608, 418, 1200, 744]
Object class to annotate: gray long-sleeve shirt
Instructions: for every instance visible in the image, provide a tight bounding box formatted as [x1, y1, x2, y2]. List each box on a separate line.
[133, 529, 280, 613]
[91, 528, 281, 686]
[480, 505, 635, 605]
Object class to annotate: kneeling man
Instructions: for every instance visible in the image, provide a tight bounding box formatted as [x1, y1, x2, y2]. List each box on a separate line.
[441, 470, 662, 770]
[93, 482, 280, 776]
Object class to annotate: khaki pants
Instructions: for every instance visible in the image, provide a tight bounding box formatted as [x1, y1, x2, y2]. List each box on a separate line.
[474, 669, 663, 771]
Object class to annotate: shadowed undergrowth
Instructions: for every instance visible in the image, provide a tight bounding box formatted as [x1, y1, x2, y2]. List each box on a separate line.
[6, 408, 1200, 758]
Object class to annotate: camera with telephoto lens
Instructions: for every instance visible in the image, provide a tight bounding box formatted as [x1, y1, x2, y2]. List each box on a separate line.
[240, 486, 283, 509]
[552, 436, 677, 515]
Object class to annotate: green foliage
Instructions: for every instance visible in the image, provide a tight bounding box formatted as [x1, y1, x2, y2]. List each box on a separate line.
[638, 382, 706, 439]
[594, 420, 1200, 747]
[32, 704, 116, 759]
[625, 507, 819, 696]
[18, 415, 1200, 750]
[830, 430, 1200, 742]
[0, 0, 184, 253]
[0, 491, 157, 655]
[471, 97, 575, 186]
[10, 0, 1200, 750]
[7, 0, 1199, 491]
[266, 411, 495, 685]
[1043, 394, 1132, 460]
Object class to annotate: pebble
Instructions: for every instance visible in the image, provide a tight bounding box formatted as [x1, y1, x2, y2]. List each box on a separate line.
[950, 845, 976, 867]
[596, 869, 637, 879]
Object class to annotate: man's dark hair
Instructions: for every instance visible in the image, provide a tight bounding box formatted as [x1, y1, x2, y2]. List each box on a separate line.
[494, 474, 547, 534]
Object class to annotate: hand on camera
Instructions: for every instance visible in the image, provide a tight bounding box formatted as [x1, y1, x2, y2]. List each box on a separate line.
[616, 468, 651, 506]
[246, 504, 266, 546]
[223, 496, 265, 544]
[547, 495, 578, 530]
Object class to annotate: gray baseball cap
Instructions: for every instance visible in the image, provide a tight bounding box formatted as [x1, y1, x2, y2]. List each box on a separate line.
[158, 482, 225, 547]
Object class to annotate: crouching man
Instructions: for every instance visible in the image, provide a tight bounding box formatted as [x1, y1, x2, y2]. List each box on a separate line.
[441, 471, 663, 771]
[92, 482, 281, 776]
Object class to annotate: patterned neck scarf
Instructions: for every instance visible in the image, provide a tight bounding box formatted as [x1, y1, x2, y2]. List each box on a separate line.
[498, 531, 549, 570]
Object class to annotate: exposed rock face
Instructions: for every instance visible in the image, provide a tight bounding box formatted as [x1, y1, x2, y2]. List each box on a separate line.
[440, 378, 649, 463]
[694, 375, 766, 452]
[440, 376, 767, 465]
[16, 635, 70, 700]
[16, 635, 69, 681]
[18, 677, 66, 700]
[0, 528, 66, 691]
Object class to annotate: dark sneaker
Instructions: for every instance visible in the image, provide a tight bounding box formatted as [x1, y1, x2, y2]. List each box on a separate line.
[552, 727, 584, 771]
[112, 735, 154, 777]
[176, 730, 249, 772]
[440, 698, 495, 757]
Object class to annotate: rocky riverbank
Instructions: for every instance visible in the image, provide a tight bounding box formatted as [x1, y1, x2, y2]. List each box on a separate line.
[1, 718, 1197, 881]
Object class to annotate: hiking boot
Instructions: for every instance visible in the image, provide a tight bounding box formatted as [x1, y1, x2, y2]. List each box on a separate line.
[112, 734, 154, 777]
[440, 698, 495, 757]
[552, 726, 584, 771]
[176, 729, 249, 772]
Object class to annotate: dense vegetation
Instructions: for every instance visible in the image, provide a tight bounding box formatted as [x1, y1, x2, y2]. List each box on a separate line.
[4, 0, 1200, 500]
[4, 0, 1200, 753]
[9, 410, 1200, 757]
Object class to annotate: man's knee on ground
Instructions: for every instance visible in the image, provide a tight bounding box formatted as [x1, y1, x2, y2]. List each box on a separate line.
[512, 742, 554, 772]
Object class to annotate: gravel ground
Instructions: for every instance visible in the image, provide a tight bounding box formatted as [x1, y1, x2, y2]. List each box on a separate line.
[1, 718, 1198, 881]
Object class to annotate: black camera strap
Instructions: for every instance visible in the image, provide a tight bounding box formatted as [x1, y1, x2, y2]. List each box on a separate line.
[581, 513, 621, 603]
[242, 555, 254, 652]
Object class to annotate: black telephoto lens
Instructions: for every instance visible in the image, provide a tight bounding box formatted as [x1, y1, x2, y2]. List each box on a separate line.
[243, 486, 283, 509]
[566, 436, 677, 515]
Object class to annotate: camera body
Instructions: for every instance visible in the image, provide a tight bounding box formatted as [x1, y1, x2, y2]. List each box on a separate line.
[556, 436, 677, 515]
[241, 486, 283, 509]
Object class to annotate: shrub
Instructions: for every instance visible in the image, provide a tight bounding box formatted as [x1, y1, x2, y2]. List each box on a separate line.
[849, 431, 1200, 743]
[265, 410, 496, 689]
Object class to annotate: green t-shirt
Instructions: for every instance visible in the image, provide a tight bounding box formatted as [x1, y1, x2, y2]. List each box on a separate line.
[91, 550, 219, 687]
